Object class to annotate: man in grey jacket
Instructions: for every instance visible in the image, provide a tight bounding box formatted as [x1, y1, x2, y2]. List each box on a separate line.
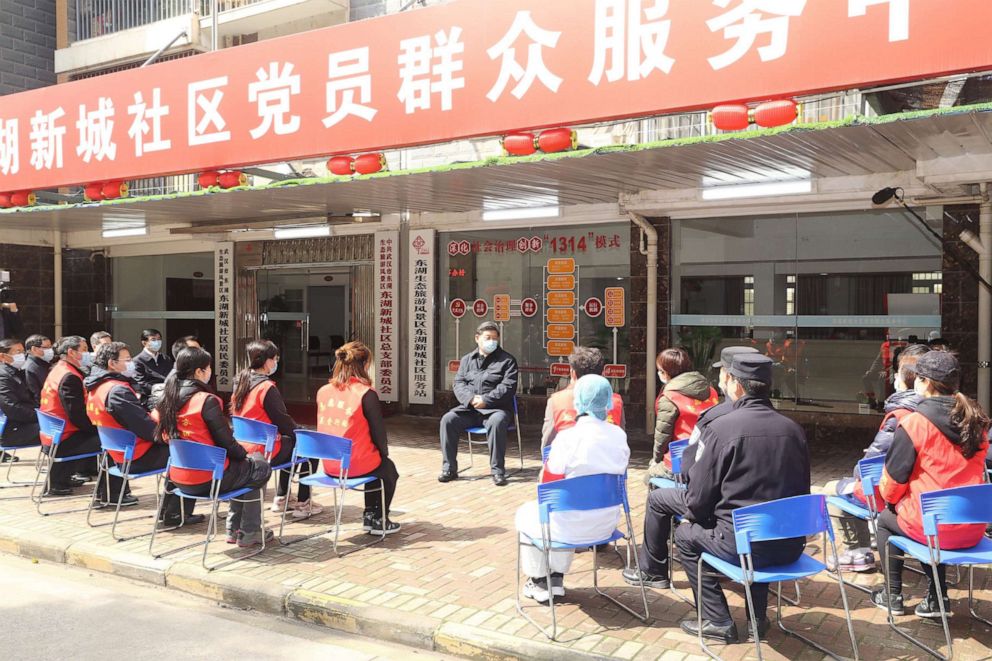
[438, 322, 518, 486]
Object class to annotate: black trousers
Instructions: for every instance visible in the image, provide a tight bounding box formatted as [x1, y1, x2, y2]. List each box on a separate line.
[439, 408, 510, 474]
[876, 507, 947, 599]
[639, 486, 689, 578]
[676, 521, 805, 625]
[351, 456, 399, 516]
[1, 421, 39, 448]
[44, 430, 101, 489]
[128, 444, 194, 518]
[268, 437, 316, 501]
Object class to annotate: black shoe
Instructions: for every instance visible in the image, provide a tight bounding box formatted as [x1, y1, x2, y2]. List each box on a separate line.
[44, 486, 74, 497]
[915, 595, 952, 619]
[0, 451, 19, 463]
[366, 516, 401, 536]
[69, 476, 86, 488]
[679, 618, 741, 644]
[746, 618, 771, 641]
[492, 473, 508, 486]
[73, 473, 98, 483]
[99, 493, 139, 508]
[622, 567, 670, 589]
[871, 588, 906, 616]
[159, 513, 206, 527]
[437, 471, 458, 483]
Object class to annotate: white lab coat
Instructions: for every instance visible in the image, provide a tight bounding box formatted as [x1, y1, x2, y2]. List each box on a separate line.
[515, 415, 630, 576]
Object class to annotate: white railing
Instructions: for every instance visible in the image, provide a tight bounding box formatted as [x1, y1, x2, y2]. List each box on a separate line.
[72, 0, 271, 42]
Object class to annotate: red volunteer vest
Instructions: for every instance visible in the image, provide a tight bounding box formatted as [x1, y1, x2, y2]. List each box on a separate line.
[880, 412, 989, 548]
[168, 391, 229, 486]
[39, 361, 85, 444]
[658, 387, 719, 468]
[231, 379, 282, 458]
[317, 379, 381, 478]
[86, 379, 154, 463]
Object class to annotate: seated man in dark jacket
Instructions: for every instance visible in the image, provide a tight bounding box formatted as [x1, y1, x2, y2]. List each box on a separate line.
[630, 354, 810, 644]
[0, 338, 40, 460]
[23, 334, 54, 404]
[85, 342, 200, 524]
[438, 321, 518, 486]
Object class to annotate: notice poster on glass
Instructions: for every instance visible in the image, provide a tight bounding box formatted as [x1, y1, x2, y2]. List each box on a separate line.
[214, 241, 234, 391]
[375, 231, 399, 402]
[408, 229, 436, 405]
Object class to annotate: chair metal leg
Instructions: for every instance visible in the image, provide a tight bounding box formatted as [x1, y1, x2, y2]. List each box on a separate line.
[696, 556, 722, 660]
[515, 536, 556, 641]
[0, 446, 40, 491]
[335, 483, 388, 557]
[740, 571, 763, 661]
[458, 433, 477, 474]
[85, 458, 109, 527]
[968, 566, 992, 627]
[883, 540, 952, 661]
[277, 463, 301, 542]
[592, 514, 650, 622]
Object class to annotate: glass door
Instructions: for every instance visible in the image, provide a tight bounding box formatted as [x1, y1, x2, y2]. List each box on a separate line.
[255, 268, 350, 404]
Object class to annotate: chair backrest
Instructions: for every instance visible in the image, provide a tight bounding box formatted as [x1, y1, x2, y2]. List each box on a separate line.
[231, 416, 278, 454]
[920, 483, 992, 536]
[537, 473, 627, 524]
[97, 426, 137, 462]
[857, 455, 885, 491]
[731, 494, 830, 555]
[0, 411, 7, 437]
[168, 439, 227, 482]
[542, 444, 551, 463]
[669, 438, 690, 475]
[294, 429, 353, 471]
[36, 409, 66, 446]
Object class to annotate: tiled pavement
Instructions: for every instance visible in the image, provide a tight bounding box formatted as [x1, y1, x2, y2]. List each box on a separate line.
[1, 416, 991, 660]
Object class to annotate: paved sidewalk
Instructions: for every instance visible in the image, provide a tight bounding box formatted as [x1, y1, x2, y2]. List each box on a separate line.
[1, 416, 990, 660]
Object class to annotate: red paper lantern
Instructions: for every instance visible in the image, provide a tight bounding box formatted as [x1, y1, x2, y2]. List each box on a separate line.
[10, 191, 36, 207]
[537, 128, 577, 153]
[101, 181, 128, 200]
[198, 171, 221, 188]
[503, 133, 537, 156]
[218, 171, 247, 189]
[0, 193, 12, 209]
[84, 183, 104, 202]
[354, 153, 386, 175]
[711, 104, 751, 131]
[327, 156, 355, 176]
[754, 99, 799, 128]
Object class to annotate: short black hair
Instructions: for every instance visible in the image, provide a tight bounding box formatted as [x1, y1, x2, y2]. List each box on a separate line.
[172, 335, 199, 359]
[94, 341, 130, 368]
[568, 347, 605, 378]
[738, 377, 771, 399]
[0, 338, 22, 354]
[141, 329, 162, 342]
[56, 335, 85, 356]
[475, 321, 500, 337]
[24, 334, 50, 350]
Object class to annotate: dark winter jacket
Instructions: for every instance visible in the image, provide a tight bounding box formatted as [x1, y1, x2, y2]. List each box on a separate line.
[452, 347, 518, 412]
[0, 362, 37, 423]
[24, 354, 50, 404]
[83, 367, 158, 441]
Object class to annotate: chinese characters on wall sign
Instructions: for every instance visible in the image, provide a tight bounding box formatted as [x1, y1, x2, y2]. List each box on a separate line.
[375, 232, 398, 402]
[408, 230, 435, 405]
[214, 242, 234, 391]
[1, 0, 985, 190]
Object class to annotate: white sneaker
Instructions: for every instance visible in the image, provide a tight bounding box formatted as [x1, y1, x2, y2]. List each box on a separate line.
[523, 578, 551, 603]
[271, 495, 298, 513]
[291, 499, 324, 519]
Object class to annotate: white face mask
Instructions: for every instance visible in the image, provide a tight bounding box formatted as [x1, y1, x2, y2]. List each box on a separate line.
[122, 360, 137, 378]
[41, 348, 54, 362]
[267, 359, 279, 376]
[10, 353, 25, 370]
[480, 339, 498, 355]
[657, 370, 666, 385]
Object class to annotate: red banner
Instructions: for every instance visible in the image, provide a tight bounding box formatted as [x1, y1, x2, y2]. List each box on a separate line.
[1, 0, 990, 191]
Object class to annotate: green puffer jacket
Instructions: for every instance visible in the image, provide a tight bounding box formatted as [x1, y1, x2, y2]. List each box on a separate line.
[647, 371, 714, 481]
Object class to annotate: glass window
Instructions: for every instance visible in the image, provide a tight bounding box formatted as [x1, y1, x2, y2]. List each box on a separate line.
[438, 224, 630, 397]
[111, 253, 216, 353]
[672, 210, 942, 412]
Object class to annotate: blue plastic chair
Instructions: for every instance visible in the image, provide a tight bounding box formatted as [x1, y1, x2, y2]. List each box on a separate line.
[85, 427, 167, 541]
[696, 494, 859, 661]
[515, 473, 649, 641]
[883, 484, 992, 660]
[279, 429, 387, 554]
[0, 411, 41, 492]
[649, 438, 690, 490]
[232, 416, 306, 501]
[30, 410, 102, 515]
[462, 396, 524, 476]
[148, 440, 268, 570]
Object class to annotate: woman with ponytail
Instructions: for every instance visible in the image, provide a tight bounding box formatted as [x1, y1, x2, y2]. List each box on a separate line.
[316, 341, 400, 535]
[231, 340, 322, 518]
[871, 351, 990, 619]
[156, 347, 272, 548]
